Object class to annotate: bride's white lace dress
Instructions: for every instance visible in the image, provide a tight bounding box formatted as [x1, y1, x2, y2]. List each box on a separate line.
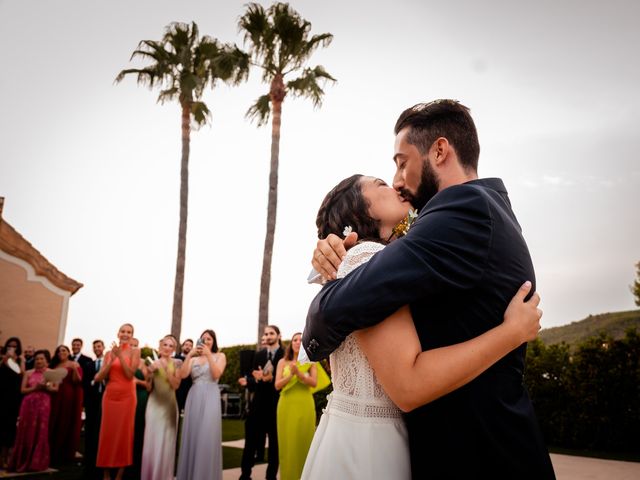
[301, 242, 411, 480]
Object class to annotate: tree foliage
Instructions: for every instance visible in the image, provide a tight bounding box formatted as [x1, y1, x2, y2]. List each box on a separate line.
[239, 2, 335, 126]
[219, 343, 257, 391]
[116, 21, 249, 128]
[525, 329, 640, 453]
[632, 261, 640, 307]
[115, 22, 249, 340]
[238, 3, 335, 343]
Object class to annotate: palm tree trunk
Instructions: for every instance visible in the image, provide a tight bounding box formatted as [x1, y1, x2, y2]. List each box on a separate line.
[257, 75, 285, 344]
[172, 103, 190, 341]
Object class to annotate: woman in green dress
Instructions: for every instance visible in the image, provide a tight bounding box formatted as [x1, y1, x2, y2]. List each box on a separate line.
[275, 333, 320, 480]
[141, 335, 182, 480]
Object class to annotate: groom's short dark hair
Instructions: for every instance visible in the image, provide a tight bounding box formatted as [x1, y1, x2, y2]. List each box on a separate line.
[394, 99, 480, 172]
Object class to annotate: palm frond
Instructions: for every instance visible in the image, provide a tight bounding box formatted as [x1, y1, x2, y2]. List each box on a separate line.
[116, 20, 251, 127]
[294, 32, 333, 67]
[157, 87, 179, 104]
[239, 3, 276, 71]
[210, 44, 251, 85]
[245, 94, 271, 127]
[191, 101, 211, 128]
[286, 65, 336, 107]
[270, 3, 309, 71]
[238, 4, 269, 53]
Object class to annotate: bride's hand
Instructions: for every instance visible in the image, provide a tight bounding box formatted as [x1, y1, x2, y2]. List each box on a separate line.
[503, 281, 542, 344]
[312, 232, 358, 281]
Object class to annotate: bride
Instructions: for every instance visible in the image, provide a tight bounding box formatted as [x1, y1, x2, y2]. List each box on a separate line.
[301, 174, 542, 479]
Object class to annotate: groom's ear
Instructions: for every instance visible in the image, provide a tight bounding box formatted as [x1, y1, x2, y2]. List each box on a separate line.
[432, 137, 451, 167]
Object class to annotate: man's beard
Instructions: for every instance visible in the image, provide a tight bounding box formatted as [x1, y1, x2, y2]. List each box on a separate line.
[399, 160, 440, 210]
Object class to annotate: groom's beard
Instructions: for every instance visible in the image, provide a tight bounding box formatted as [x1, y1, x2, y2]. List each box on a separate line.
[400, 160, 440, 211]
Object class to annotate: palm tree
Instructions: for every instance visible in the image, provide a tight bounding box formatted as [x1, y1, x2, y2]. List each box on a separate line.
[115, 22, 249, 341]
[239, 2, 335, 344]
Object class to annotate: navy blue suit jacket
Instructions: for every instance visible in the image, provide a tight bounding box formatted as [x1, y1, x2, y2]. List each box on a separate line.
[303, 178, 555, 479]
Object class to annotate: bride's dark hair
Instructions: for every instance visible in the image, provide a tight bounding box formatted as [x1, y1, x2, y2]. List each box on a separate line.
[316, 174, 384, 243]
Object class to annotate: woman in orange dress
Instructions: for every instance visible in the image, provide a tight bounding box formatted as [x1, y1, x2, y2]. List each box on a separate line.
[95, 324, 140, 480]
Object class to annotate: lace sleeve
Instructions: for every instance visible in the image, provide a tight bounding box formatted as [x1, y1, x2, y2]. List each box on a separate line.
[337, 241, 386, 279]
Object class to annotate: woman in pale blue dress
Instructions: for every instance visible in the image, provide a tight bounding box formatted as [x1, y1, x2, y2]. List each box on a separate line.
[176, 329, 226, 480]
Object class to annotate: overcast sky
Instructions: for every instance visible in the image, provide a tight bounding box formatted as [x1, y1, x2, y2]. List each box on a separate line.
[1, 0, 639, 351]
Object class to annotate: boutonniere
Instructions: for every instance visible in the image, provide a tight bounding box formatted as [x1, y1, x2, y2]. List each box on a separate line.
[388, 208, 418, 241]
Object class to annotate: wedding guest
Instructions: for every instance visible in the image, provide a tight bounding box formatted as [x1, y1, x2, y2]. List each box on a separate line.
[239, 326, 283, 480]
[71, 338, 95, 406]
[126, 337, 149, 480]
[0, 337, 24, 469]
[8, 349, 57, 473]
[275, 333, 324, 480]
[96, 324, 140, 480]
[49, 344, 83, 465]
[173, 338, 191, 470]
[176, 329, 226, 480]
[174, 338, 193, 413]
[141, 335, 182, 480]
[85, 340, 106, 479]
[254, 331, 269, 463]
[23, 345, 35, 370]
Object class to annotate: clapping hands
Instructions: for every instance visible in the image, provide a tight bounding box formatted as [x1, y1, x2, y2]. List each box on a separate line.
[110, 342, 121, 358]
[147, 360, 160, 373]
[252, 366, 264, 382]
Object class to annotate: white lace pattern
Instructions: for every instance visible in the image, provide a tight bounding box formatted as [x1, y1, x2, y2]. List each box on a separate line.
[326, 242, 402, 421]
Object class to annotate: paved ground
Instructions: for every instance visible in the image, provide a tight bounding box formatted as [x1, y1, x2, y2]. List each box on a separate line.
[2, 448, 638, 479]
[223, 456, 640, 480]
[550, 453, 640, 480]
[221, 439, 640, 480]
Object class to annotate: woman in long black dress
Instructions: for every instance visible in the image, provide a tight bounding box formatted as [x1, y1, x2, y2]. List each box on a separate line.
[0, 337, 24, 469]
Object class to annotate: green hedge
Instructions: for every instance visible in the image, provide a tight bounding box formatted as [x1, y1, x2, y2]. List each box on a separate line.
[525, 328, 640, 454]
[219, 343, 257, 392]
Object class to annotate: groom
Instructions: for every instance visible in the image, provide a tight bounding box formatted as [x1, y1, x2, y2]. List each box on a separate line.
[303, 100, 555, 479]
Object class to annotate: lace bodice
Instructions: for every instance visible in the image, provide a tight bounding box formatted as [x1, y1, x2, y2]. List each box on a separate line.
[191, 358, 219, 385]
[327, 241, 402, 420]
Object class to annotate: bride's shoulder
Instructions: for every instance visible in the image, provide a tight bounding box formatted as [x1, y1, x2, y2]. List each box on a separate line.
[345, 241, 386, 261]
[338, 241, 385, 278]
[351, 240, 385, 254]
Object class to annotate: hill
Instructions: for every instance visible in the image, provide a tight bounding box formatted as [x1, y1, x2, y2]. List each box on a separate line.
[539, 309, 640, 347]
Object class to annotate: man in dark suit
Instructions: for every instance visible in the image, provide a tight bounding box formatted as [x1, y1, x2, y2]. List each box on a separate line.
[84, 339, 106, 479]
[304, 100, 555, 479]
[239, 325, 283, 480]
[71, 338, 94, 395]
[70, 337, 95, 465]
[23, 345, 35, 370]
[174, 338, 193, 413]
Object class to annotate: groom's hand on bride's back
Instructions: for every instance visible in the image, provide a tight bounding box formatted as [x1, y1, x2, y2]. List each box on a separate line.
[312, 232, 358, 281]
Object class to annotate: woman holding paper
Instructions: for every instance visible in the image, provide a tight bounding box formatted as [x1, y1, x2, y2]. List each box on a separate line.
[9, 350, 58, 473]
